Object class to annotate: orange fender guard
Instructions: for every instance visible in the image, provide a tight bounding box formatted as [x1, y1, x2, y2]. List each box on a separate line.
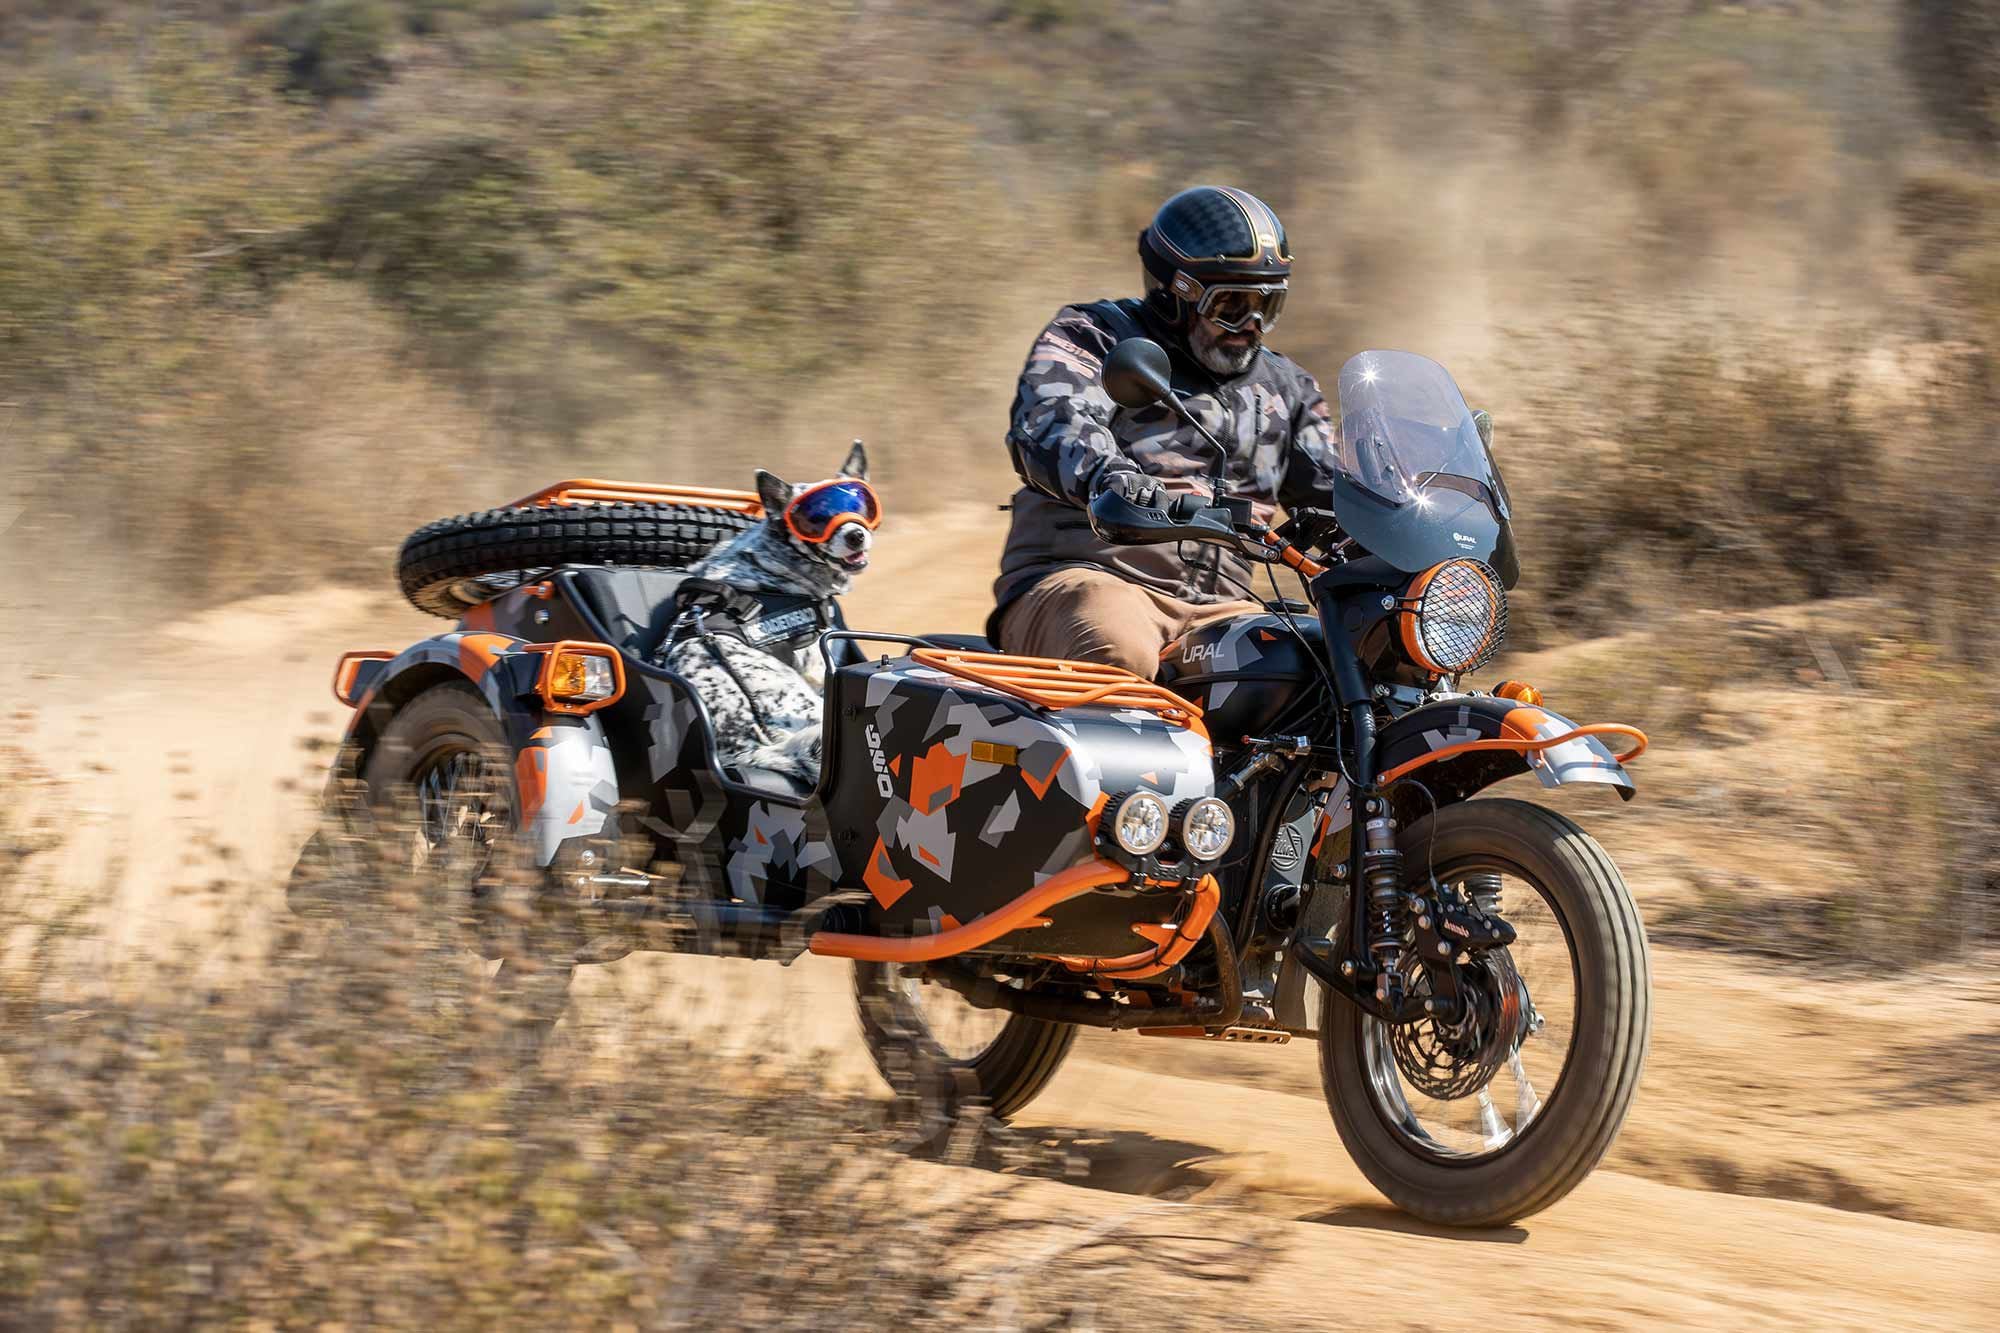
[807, 859, 1130, 963]
[1376, 722, 1649, 788]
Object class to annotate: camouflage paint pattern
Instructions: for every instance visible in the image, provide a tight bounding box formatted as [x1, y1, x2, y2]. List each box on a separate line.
[995, 299, 1342, 611]
[820, 655, 1217, 957]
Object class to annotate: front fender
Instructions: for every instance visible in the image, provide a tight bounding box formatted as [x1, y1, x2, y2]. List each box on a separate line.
[1374, 694, 1638, 812]
[1270, 693, 1637, 1032]
[337, 630, 621, 866]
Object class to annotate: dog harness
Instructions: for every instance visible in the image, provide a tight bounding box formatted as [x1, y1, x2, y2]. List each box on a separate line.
[660, 578, 837, 743]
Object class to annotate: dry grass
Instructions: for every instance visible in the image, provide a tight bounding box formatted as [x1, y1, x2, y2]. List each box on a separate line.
[3, 774, 961, 1328]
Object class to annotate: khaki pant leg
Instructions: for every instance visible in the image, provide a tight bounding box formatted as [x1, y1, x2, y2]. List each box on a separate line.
[1179, 596, 1268, 636]
[994, 569, 1181, 679]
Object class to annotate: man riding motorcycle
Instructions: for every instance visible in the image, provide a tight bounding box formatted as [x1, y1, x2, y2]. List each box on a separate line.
[990, 185, 1343, 679]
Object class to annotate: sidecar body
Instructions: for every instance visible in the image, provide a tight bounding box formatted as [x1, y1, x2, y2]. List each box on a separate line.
[326, 562, 1223, 964]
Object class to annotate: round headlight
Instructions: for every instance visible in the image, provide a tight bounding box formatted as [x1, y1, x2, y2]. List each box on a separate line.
[1180, 797, 1235, 861]
[1110, 791, 1169, 856]
[1401, 559, 1507, 677]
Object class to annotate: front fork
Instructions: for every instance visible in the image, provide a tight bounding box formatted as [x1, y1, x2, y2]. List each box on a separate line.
[1288, 587, 1513, 1025]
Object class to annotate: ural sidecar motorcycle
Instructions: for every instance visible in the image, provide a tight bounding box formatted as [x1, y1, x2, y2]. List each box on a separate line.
[303, 343, 1650, 1226]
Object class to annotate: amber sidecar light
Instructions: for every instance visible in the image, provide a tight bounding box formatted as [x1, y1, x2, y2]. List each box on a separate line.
[1401, 559, 1507, 678]
[332, 651, 394, 708]
[536, 643, 626, 715]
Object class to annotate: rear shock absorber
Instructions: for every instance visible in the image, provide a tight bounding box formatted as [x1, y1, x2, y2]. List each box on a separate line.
[1360, 797, 1409, 1006]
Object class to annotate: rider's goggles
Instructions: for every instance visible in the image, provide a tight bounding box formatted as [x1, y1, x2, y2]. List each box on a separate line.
[1173, 272, 1287, 333]
[1198, 282, 1287, 333]
[783, 478, 882, 544]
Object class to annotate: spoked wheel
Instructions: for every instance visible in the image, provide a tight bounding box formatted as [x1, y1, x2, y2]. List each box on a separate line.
[361, 682, 575, 1053]
[1319, 799, 1649, 1226]
[853, 962, 1078, 1124]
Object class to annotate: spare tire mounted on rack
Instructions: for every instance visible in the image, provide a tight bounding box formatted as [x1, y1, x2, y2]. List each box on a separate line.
[396, 479, 763, 618]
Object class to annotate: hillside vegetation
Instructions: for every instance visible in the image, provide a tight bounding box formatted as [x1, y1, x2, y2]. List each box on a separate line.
[2, 0, 1995, 944]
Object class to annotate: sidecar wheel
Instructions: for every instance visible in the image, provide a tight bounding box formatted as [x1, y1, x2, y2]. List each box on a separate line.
[853, 962, 1077, 1123]
[1317, 798, 1650, 1226]
[359, 682, 575, 1052]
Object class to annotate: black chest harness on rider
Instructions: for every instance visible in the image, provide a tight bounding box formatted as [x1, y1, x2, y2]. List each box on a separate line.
[659, 577, 836, 744]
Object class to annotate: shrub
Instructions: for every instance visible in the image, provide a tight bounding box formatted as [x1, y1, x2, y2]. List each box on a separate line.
[312, 134, 553, 331]
[270, 0, 396, 100]
[1900, 0, 2000, 152]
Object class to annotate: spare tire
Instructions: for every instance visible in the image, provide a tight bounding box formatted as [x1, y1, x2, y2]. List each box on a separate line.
[397, 502, 758, 617]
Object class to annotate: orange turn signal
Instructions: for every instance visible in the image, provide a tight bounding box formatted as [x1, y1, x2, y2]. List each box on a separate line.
[534, 642, 625, 715]
[1494, 679, 1543, 707]
[332, 651, 395, 708]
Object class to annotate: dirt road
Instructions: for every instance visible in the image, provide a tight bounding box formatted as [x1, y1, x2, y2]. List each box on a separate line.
[33, 521, 1999, 1328]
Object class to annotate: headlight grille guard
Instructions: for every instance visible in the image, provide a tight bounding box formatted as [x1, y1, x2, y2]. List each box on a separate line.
[1397, 558, 1508, 679]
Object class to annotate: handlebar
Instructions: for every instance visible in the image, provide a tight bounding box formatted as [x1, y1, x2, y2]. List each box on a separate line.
[1085, 488, 1330, 579]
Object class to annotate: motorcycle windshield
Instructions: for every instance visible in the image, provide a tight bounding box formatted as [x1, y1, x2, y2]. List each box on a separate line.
[1332, 350, 1519, 586]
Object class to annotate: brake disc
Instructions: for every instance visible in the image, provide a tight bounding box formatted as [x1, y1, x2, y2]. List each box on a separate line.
[1389, 950, 1528, 1101]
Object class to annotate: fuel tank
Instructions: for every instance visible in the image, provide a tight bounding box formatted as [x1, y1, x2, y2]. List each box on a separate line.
[1157, 614, 1322, 746]
[822, 651, 1218, 957]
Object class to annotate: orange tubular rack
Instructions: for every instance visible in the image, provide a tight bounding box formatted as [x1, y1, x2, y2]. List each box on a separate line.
[507, 478, 765, 515]
[909, 648, 1206, 729]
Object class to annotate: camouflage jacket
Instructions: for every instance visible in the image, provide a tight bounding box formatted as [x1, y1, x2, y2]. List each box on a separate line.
[993, 298, 1342, 618]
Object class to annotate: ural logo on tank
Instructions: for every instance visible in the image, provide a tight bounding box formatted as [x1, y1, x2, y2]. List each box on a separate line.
[1452, 531, 1478, 547]
[864, 724, 894, 797]
[1181, 640, 1225, 665]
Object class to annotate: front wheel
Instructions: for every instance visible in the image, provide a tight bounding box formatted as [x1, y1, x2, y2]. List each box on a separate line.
[853, 963, 1078, 1125]
[1318, 798, 1650, 1226]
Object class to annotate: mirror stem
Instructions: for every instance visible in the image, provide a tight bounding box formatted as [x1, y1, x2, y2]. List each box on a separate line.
[1163, 393, 1230, 494]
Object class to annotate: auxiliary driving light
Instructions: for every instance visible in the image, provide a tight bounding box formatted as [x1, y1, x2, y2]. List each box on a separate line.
[1110, 791, 1169, 856]
[1179, 797, 1235, 861]
[537, 642, 626, 715]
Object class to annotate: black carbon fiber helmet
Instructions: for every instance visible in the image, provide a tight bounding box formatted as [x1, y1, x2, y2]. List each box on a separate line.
[1138, 186, 1292, 332]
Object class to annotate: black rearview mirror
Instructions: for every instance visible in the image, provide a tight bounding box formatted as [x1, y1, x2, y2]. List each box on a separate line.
[1100, 338, 1174, 410]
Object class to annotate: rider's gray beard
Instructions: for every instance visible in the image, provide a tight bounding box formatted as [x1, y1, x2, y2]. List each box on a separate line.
[1190, 319, 1259, 376]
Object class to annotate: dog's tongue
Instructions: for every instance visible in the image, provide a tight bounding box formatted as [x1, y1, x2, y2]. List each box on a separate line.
[840, 551, 870, 571]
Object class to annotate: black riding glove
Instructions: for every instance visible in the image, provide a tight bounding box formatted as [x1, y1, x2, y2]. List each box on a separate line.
[1093, 467, 1163, 510]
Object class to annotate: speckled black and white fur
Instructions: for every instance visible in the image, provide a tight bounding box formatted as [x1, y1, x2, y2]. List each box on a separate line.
[658, 443, 874, 788]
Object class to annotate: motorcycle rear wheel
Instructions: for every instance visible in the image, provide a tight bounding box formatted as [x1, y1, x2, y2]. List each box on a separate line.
[1318, 798, 1650, 1226]
[853, 962, 1078, 1123]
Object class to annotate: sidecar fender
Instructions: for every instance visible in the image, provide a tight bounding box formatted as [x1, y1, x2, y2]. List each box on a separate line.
[333, 631, 621, 867]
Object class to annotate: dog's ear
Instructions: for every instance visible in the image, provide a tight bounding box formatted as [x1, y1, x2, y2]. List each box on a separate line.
[838, 440, 868, 481]
[755, 469, 792, 517]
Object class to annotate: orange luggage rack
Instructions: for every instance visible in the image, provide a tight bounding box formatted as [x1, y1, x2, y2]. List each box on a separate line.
[909, 647, 1205, 730]
[508, 478, 764, 515]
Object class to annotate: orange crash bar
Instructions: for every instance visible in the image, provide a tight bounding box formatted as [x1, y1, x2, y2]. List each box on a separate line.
[1053, 873, 1221, 981]
[807, 859, 1130, 963]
